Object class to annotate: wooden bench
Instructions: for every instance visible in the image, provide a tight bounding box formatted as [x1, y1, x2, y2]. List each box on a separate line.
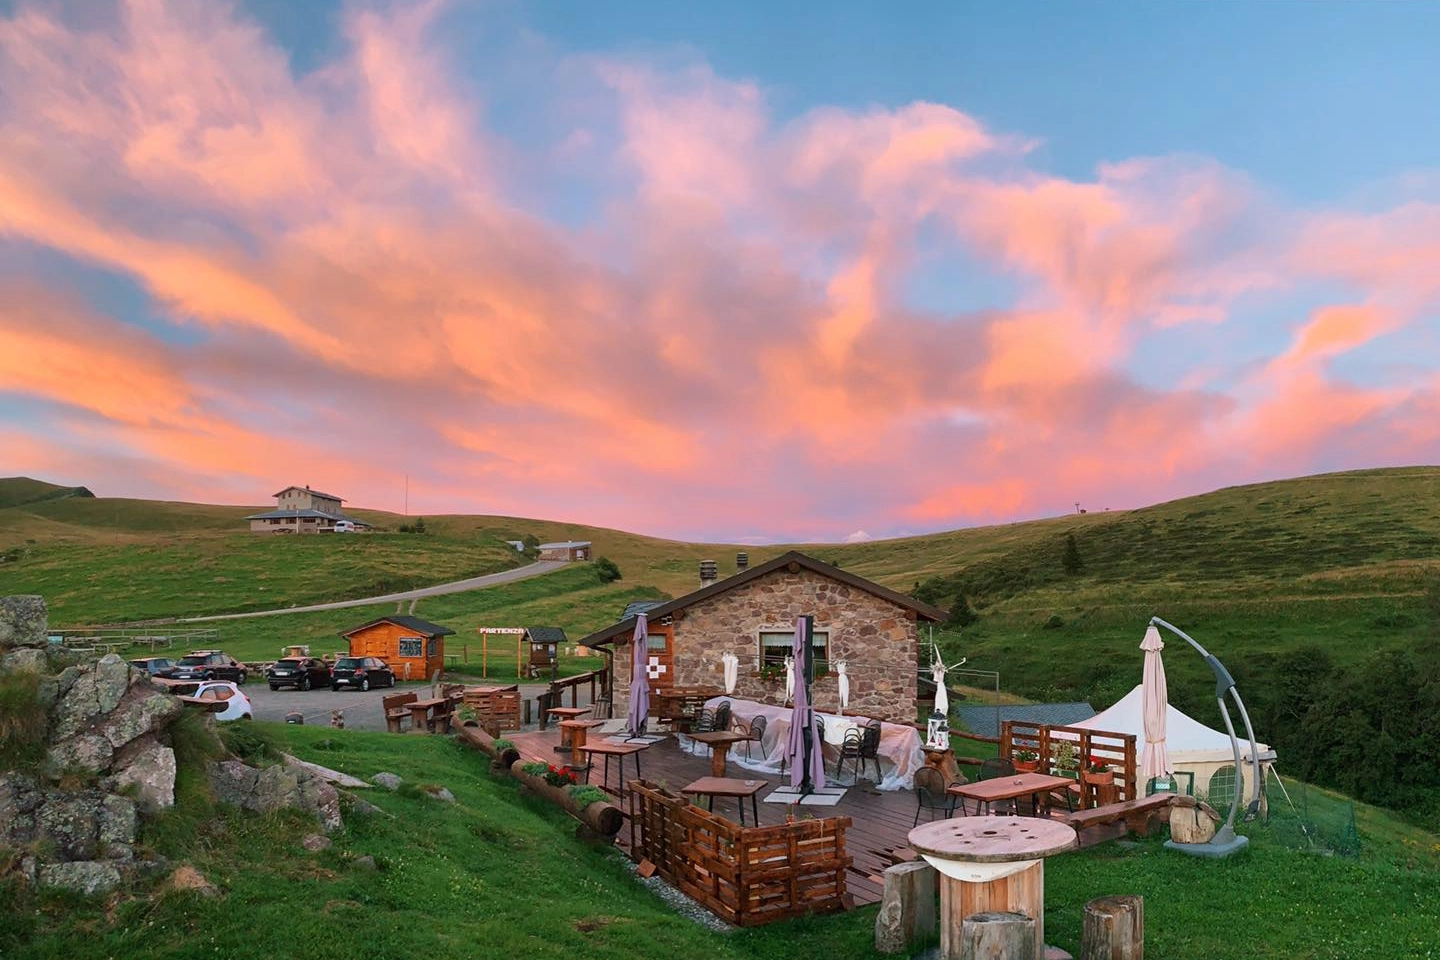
[383, 692, 419, 733]
[1061, 793, 1176, 839]
[427, 697, 456, 734]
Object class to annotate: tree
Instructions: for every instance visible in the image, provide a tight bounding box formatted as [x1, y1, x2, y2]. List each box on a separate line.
[594, 556, 621, 582]
[946, 591, 979, 628]
[1062, 533, 1084, 575]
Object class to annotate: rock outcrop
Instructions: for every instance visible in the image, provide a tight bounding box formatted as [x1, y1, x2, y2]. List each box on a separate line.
[208, 760, 343, 834]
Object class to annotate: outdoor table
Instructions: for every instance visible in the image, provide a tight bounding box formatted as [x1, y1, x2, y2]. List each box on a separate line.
[949, 772, 1074, 817]
[558, 719, 604, 769]
[405, 698, 447, 734]
[547, 706, 590, 745]
[580, 741, 649, 802]
[688, 730, 751, 778]
[682, 776, 766, 825]
[909, 816, 1077, 959]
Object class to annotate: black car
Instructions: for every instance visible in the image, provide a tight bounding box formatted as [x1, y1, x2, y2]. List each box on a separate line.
[330, 656, 395, 691]
[130, 657, 175, 677]
[266, 657, 331, 691]
[166, 650, 248, 685]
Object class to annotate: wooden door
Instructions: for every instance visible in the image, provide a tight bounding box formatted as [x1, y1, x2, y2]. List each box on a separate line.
[641, 626, 675, 690]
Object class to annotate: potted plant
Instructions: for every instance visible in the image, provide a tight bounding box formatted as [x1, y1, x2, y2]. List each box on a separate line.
[1013, 748, 1040, 773]
[1052, 741, 1079, 777]
[1082, 755, 1113, 785]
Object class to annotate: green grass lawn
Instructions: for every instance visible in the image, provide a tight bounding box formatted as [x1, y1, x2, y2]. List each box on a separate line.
[4, 723, 1440, 959]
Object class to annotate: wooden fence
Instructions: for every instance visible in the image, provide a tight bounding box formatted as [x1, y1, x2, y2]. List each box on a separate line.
[627, 780, 852, 926]
[1001, 721, 1137, 806]
[536, 668, 609, 728]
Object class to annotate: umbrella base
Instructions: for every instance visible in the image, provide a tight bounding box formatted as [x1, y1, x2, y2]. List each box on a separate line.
[1164, 833, 1249, 859]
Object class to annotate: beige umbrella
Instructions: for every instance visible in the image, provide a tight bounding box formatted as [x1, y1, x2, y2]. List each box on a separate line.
[1140, 623, 1172, 781]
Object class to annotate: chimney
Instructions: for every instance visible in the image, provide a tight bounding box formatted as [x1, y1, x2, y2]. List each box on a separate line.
[736, 552, 749, 571]
[699, 559, 718, 587]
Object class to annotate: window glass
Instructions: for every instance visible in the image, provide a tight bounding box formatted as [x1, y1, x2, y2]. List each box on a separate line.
[758, 629, 830, 675]
[398, 637, 423, 658]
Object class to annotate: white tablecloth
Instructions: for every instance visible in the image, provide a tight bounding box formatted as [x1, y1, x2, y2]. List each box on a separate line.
[681, 696, 924, 790]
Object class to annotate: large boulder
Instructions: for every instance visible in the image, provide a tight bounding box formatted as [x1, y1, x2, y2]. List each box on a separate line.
[113, 742, 178, 813]
[46, 733, 115, 777]
[0, 773, 42, 845]
[101, 691, 183, 750]
[0, 595, 47, 649]
[208, 760, 343, 834]
[2, 647, 48, 673]
[38, 860, 123, 896]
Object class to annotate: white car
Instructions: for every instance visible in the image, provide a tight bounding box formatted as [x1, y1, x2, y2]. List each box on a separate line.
[189, 681, 253, 721]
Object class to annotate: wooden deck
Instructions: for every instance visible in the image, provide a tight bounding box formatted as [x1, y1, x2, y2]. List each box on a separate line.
[510, 727, 941, 907]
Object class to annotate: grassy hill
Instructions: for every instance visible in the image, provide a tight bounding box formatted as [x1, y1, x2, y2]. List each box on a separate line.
[5, 722, 1439, 960]
[0, 477, 94, 510]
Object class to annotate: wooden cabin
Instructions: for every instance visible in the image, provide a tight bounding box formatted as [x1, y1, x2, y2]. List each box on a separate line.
[339, 616, 454, 682]
[526, 626, 567, 677]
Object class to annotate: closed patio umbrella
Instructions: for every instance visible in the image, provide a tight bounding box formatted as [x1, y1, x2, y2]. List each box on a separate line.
[1140, 623, 1171, 782]
[627, 614, 650, 739]
[785, 616, 826, 793]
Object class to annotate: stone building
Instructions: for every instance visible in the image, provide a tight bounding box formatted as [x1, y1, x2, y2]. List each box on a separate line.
[244, 484, 370, 534]
[580, 551, 946, 723]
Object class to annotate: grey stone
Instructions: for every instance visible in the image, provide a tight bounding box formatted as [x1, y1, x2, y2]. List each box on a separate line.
[37, 794, 104, 860]
[2, 647, 47, 673]
[99, 795, 138, 849]
[423, 786, 456, 803]
[0, 595, 47, 648]
[371, 772, 402, 791]
[101, 693, 183, 751]
[94, 655, 133, 713]
[208, 760, 342, 832]
[0, 774, 41, 844]
[208, 760, 260, 808]
[253, 765, 303, 812]
[113, 743, 177, 812]
[353, 855, 377, 871]
[19, 855, 38, 887]
[46, 733, 115, 777]
[349, 798, 385, 818]
[38, 860, 122, 896]
[301, 834, 331, 852]
[299, 776, 343, 834]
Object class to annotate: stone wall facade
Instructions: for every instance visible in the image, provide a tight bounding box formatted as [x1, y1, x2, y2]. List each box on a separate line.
[613, 568, 921, 722]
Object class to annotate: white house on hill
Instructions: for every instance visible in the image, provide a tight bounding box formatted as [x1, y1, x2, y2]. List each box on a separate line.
[244, 485, 371, 534]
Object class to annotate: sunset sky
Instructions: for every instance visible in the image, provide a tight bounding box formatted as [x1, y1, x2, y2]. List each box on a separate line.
[3, 2, 1439, 542]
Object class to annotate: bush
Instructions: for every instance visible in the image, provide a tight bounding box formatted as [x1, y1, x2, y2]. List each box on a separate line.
[1062, 533, 1084, 575]
[1042, 614, 1065, 630]
[219, 723, 278, 762]
[0, 671, 48, 771]
[946, 592, 979, 628]
[594, 557, 621, 582]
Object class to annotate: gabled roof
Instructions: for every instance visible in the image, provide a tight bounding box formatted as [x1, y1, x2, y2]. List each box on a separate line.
[539, 540, 591, 549]
[272, 485, 345, 501]
[527, 626, 568, 644]
[579, 550, 947, 647]
[339, 616, 455, 639]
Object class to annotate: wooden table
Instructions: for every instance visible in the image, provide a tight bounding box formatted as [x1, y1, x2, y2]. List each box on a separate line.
[558, 718, 604, 769]
[547, 706, 590, 747]
[682, 776, 766, 825]
[909, 816, 1077, 959]
[580, 741, 649, 802]
[688, 730, 751, 778]
[405, 698, 447, 734]
[949, 772, 1074, 817]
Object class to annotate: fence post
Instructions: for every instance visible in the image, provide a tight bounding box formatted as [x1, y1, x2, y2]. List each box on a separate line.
[959, 911, 1034, 960]
[1081, 895, 1143, 960]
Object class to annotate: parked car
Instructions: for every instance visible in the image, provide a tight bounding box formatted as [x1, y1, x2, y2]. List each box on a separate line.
[267, 657, 331, 691]
[330, 656, 395, 691]
[166, 650, 249, 685]
[130, 656, 175, 677]
[186, 681, 252, 721]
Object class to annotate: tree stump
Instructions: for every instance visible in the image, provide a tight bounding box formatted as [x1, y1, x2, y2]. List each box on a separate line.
[1081, 895, 1143, 960]
[959, 911, 1035, 960]
[874, 861, 938, 954]
[1169, 795, 1220, 844]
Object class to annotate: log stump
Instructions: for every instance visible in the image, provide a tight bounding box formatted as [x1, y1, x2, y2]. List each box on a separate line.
[1169, 795, 1220, 844]
[960, 911, 1035, 960]
[874, 861, 938, 954]
[1081, 895, 1143, 960]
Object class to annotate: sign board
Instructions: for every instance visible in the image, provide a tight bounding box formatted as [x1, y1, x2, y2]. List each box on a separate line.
[476, 627, 528, 635]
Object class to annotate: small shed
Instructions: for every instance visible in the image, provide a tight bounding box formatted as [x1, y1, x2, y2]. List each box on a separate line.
[340, 616, 454, 682]
[537, 540, 591, 561]
[526, 626, 567, 675]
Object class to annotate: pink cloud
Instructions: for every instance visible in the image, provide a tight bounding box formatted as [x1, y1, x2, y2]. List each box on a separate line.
[0, 0, 1437, 541]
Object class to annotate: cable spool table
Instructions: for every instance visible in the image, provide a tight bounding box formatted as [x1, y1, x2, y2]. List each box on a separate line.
[908, 816, 1077, 959]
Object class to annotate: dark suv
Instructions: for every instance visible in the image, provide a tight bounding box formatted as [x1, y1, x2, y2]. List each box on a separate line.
[330, 657, 395, 691]
[167, 651, 248, 685]
[267, 657, 331, 691]
[130, 657, 175, 677]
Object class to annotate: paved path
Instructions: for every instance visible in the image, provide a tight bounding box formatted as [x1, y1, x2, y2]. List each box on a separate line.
[178, 560, 566, 622]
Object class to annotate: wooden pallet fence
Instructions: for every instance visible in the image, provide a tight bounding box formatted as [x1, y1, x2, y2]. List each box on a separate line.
[1001, 721, 1137, 806]
[627, 780, 853, 926]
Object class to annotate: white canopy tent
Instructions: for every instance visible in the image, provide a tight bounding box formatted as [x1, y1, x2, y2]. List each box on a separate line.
[1068, 685, 1274, 801]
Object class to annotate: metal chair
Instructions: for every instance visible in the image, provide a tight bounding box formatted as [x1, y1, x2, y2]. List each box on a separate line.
[712, 700, 732, 732]
[744, 715, 767, 760]
[694, 709, 717, 734]
[913, 766, 955, 825]
[858, 721, 883, 782]
[834, 728, 864, 782]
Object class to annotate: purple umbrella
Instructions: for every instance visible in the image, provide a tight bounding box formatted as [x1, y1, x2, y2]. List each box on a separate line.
[785, 616, 826, 792]
[627, 613, 650, 739]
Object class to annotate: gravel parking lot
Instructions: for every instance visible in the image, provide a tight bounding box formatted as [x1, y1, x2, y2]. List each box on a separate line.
[244, 680, 552, 731]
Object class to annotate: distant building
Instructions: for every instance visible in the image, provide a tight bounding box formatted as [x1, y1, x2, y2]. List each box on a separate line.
[244, 485, 371, 534]
[505, 540, 526, 552]
[340, 615, 453, 682]
[537, 540, 591, 561]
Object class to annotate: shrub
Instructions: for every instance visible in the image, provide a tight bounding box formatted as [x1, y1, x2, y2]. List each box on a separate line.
[219, 723, 278, 762]
[1042, 614, 1065, 630]
[568, 785, 608, 809]
[1062, 533, 1085, 575]
[520, 761, 548, 778]
[946, 592, 979, 628]
[0, 671, 48, 771]
[492, 738, 515, 752]
[593, 557, 621, 582]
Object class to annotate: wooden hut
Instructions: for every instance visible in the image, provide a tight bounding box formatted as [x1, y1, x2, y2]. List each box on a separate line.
[340, 616, 454, 682]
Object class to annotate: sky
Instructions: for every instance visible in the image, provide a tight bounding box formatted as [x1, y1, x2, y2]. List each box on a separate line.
[2, 1, 1439, 543]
